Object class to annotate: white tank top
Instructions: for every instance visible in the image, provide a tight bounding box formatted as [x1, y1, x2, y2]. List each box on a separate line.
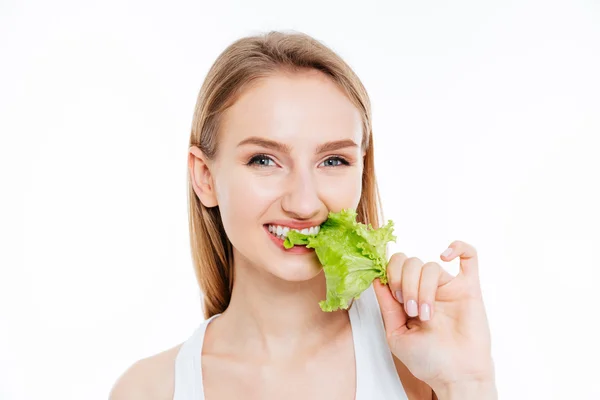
[173, 284, 408, 399]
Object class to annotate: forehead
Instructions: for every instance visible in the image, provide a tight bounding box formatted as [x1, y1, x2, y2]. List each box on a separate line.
[219, 70, 363, 148]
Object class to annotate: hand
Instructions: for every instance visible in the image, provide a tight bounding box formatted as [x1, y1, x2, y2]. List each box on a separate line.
[373, 240, 496, 395]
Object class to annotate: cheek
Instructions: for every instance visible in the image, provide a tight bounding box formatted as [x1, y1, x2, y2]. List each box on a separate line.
[215, 170, 282, 235]
[319, 169, 363, 212]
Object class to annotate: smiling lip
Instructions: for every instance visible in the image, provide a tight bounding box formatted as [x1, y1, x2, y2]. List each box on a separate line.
[263, 225, 315, 254]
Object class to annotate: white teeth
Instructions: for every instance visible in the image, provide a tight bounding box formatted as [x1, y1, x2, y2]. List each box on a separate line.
[267, 224, 321, 238]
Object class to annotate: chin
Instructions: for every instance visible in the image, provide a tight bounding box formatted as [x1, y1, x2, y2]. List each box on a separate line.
[269, 257, 324, 282]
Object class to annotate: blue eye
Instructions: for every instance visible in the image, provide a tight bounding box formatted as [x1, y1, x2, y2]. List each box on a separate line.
[247, 154, 276, 167]
[319, 156, 350, 167]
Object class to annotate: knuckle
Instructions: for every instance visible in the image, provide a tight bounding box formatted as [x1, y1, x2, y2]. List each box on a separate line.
[387, 273, 401, 289]
[401, 258, 423, 295]
[405, 256, 423, 267]
[388, 252, 406, 264]
[419, 263, 440, 299]
[422, 261, 441, 274]
[386, 264, 402, 289]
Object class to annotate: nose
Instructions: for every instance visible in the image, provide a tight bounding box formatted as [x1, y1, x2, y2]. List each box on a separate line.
[281, 168, 322, 220]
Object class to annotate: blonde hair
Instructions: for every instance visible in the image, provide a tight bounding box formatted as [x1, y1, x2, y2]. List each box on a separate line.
[187, 30, 384, 319]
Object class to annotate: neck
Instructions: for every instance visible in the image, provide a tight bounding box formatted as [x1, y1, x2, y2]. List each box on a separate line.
[213, 254, 349, 360]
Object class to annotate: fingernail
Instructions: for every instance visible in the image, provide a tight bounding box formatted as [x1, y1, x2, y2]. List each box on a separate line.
[441, 247, 453, 257]
[420, 303, 430, 321]
[395, 290, 404, 303]
[406, 299, 418, 317]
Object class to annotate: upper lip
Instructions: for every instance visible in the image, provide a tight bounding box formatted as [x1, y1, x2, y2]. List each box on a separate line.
[265, 220, 324, 229]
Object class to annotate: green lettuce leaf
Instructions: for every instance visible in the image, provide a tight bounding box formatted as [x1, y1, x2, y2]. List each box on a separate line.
[283, 208, 396, 312]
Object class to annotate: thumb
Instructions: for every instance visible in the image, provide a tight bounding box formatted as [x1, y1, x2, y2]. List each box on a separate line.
[373, 278, 408, 335]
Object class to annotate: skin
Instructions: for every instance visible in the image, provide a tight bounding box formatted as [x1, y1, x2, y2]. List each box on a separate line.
[375, 243, 498, 399]
[109, 69, 496, 399]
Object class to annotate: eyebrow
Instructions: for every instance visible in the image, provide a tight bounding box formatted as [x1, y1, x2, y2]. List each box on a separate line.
[237, 136, 359, 154]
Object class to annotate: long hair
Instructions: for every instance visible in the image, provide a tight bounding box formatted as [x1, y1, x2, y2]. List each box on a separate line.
[187, 30, 384, 319]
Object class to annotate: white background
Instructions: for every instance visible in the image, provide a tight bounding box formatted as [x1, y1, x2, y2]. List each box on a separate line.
[1, 0, 599, 399]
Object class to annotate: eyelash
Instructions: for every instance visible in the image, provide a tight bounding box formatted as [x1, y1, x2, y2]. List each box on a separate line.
[246, 154, 350, 168]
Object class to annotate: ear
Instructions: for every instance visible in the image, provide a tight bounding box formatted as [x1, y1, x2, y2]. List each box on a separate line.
[188, 146, 218, 208]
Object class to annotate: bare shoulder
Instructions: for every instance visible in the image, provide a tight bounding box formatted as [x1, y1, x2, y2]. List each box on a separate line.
[109, 343, 184, 400]
[392, 354, 434, 400]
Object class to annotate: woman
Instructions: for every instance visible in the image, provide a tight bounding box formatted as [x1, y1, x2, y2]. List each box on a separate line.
[110, 30, 497, 400]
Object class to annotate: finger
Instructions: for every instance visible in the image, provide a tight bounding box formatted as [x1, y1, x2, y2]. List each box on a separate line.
[373, 277, 408, 335]
[386, 252, 408, 303]
[401, 257, 424, 318]
[440, 240, 479, 279]
[418, 262, 444, 322]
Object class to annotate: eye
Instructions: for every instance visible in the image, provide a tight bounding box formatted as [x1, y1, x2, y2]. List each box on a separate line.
[319, 156, 350, 167]
[247, 154, 276, 167]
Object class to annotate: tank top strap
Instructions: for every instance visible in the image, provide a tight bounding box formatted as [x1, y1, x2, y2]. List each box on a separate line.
[350, 284, 409, 399]
[173, 313, 220, 400]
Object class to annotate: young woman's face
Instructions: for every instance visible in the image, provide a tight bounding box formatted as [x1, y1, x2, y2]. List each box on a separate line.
[198, 70, 365, 282]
